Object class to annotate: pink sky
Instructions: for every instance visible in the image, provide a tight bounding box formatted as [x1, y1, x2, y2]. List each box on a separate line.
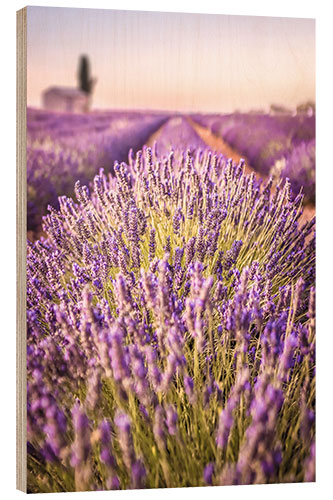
[27, 7, 315, 113]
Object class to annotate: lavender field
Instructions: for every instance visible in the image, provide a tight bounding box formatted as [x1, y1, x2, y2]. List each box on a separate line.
[27, 109, 315, 492]
[27, 108, 168, 235]
[193, 112, 315, 203]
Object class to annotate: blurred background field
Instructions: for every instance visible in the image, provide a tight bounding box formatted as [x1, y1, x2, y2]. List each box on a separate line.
[27, 105, 315, 238]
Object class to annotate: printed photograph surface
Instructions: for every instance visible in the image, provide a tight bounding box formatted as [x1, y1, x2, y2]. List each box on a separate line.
[26, 7, 315, 493]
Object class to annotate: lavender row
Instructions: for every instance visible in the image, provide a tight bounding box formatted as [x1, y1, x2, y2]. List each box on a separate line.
[192, 112, 315, 203]
[27, 108, 168, 233]
[153, 116, 208, 157]
[27, 147, 315, 492]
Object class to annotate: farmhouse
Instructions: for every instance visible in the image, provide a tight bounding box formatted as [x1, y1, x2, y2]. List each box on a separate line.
[42, 86, 89, 113]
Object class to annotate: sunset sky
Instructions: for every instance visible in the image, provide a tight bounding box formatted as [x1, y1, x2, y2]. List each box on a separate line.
[27, 6, 315, 113]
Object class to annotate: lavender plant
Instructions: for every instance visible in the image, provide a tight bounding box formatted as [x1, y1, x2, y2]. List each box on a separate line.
[27, 146, 315, 492]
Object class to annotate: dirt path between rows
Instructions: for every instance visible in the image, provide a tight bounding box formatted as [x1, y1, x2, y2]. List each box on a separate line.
[188, 118, 259, 178]
[147, 115, 260, 180]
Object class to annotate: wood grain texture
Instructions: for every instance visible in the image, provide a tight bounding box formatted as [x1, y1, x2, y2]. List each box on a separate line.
[16, 6, 27, 493]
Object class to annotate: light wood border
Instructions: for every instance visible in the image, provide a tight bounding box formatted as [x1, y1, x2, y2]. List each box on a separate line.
[16, 6, 27, 493]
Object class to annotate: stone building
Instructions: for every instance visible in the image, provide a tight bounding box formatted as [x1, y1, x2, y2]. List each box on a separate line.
[42, 86, 90, 113]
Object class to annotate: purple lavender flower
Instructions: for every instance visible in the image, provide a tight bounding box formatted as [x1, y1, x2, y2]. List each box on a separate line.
[114, 411, 136, 473]
[165, 405, 178, 435]
[70, 402, 92, 490]
[184, 375, 196, 404]
[203, 463, 215, 485]
[131, 459, 147, 489]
